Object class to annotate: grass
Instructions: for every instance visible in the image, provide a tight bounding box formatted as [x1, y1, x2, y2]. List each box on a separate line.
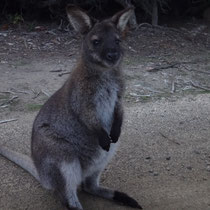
[26, 104, 43, 112]
[0, 94, 10, 100]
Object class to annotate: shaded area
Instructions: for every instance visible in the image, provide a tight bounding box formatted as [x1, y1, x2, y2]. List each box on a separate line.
[0, 0, 210, 25]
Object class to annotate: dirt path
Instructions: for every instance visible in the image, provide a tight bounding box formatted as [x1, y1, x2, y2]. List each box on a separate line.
[0, 95, 210, 210]
[0, 20, 210, 210]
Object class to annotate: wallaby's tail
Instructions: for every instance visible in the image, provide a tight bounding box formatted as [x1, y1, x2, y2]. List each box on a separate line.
[0, 146, 40, 182]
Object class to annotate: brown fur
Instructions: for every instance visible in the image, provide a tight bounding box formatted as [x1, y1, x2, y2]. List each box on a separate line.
[0, 5, 142, 210]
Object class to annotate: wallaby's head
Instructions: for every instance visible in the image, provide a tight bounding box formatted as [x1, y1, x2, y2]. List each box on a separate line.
[66, 5, 133, 68]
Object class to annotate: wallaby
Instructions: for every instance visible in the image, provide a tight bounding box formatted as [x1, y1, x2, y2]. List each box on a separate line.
[0, 5, 142, 210]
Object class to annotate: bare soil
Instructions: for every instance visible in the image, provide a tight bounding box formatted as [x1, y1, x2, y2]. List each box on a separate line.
[0, 18, 210, 210]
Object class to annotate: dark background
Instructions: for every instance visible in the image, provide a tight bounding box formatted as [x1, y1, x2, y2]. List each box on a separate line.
[1, 0, 210, 27]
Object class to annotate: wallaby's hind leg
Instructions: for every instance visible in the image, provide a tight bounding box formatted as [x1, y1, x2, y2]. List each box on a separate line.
[82, 171, 142, 209]
[52, 161, 83, 210]
[82, 171, 114, 199]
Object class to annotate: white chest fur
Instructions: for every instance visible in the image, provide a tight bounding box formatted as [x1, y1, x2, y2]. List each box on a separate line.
[95, 79, 118, 133]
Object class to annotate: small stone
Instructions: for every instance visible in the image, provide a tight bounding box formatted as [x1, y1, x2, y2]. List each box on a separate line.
[166, 157, 171, 160]
[0, 60, 8, 64]
[187, 166, 192, 170]
[145, 156, 151, 160]
[206, 166, 210, 172]
[129, 92, 138, 96]
[153, 172, 159, 176]
[0, 32, 7, 37]
[166, 167, 170, 171]
[194, 150, 200, 155]
[149, 170, 153, 173]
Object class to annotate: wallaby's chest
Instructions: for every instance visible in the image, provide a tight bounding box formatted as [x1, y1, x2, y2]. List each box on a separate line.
[95, 80, 119, 133]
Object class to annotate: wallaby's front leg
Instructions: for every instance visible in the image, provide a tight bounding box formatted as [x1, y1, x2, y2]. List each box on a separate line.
[97, 101, 123, 152]
[110, 102, 123, 143]
[97, 128, 112, 151]
[82, 171, 142, 209]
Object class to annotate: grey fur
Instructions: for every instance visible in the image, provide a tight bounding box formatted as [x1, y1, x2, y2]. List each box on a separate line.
[0, 5, 142, 210]
[0, 146, 40, 182]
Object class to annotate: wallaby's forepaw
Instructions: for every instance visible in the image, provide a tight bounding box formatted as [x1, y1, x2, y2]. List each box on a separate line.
[110, 133, 119, 143]
[99, 136, 111, 151]
[113, 191, 142, 209]
[98, 128, 112, 152]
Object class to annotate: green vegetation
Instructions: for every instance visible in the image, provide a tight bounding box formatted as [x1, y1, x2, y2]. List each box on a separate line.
[26, 104, 42, 112]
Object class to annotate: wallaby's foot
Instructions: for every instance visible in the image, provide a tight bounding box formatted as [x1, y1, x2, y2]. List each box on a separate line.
[83, 185, 142, 209]
[83, 172, 142, 209]
[65, 204, 83, 210]
[113, 191, 142, 209]
[60, 197, 83, 210]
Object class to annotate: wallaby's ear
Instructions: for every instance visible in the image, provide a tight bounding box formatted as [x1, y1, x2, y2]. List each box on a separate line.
[66, 4, 92, 34]
[111, 7, 134, 33]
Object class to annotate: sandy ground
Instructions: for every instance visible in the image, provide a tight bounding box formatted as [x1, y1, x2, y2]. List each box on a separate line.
[0, 19, 210, 210]
[0, 95, 210, 210]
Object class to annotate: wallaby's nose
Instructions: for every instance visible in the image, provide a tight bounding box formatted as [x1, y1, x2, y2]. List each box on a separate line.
[106, 52, 119, 62]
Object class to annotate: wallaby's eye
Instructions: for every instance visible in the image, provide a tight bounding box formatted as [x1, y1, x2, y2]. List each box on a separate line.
[115, 38, 121, 45]
[92, 39, 100, 46]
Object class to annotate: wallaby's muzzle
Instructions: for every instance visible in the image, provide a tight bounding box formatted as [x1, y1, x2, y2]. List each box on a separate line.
[106, 50, 120, 64]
